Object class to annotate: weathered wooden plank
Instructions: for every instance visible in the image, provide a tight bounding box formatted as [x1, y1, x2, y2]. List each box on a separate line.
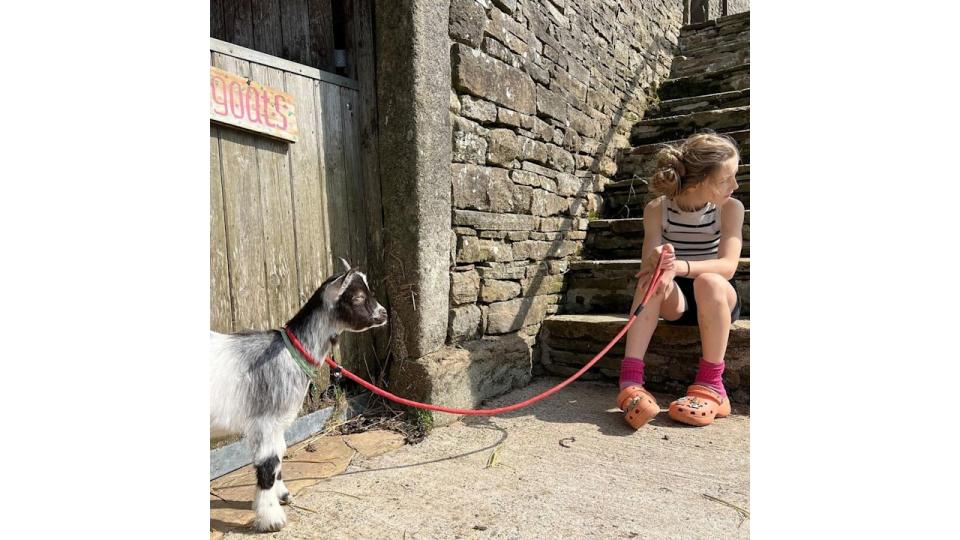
[211, 38, 359, 90]
[210, 125, 233, 332]
[342, 0, 358, 80]
[210, 0, 225, 40]
[317, 81, 361, 371]
[281, 0, 312, 67]
[318, 82, 349, 271]
[352, 0, 389, 371]
[338, 86, 374, 378]
[286, 73, 332, 388]
[339, 88, 366, 273]
[251, 0, 283, 58]
[250, 63, 300, 328]
[212, 52, 270, 331]
[222, 0, 254, 49]
[352, 0, 384, 283]
[308, 0, 336, 72]
[285, 74, 329, 305]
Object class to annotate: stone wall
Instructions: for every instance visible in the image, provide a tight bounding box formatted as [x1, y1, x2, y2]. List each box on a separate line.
[446, 0, 683, 355]
[710, 1, 749, 19]
[688, 1, 749, 23]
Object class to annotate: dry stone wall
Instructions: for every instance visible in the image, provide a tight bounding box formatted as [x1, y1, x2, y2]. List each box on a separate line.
[708, 1, 749, 20]
[447, 0, 683, 348]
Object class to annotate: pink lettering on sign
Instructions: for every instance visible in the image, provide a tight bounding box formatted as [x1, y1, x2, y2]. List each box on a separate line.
[228, 81, 245, 119]
[274, 95, 289, 131]
[246, 87, 261, 124]
[209, 66, 299, 143]
[261, 92, 276, 129]
[210, 76, 228, 116]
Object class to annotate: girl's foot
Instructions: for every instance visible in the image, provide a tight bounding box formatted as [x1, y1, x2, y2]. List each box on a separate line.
[617, 385, 660, 429]
[667, 384, 731, 426]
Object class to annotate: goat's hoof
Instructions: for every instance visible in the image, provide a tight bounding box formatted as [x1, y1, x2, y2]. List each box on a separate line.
[252, 512, 286, 533]
[278, 492, 292, 505]
[252, 498, 287, 533]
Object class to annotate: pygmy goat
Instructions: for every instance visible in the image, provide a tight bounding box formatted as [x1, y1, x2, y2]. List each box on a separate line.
[210, 259, 387, 532]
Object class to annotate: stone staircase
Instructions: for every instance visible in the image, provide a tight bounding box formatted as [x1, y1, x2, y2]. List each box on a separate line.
[538, 11, 751, 403]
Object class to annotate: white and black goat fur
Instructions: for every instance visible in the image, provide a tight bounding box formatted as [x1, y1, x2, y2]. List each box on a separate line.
[210, 258, 387, 532]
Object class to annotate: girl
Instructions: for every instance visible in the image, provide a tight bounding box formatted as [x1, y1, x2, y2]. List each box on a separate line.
[616, 132, 744, 429]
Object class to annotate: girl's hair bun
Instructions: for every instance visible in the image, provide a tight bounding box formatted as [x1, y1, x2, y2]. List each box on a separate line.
[650, 145, 685, 197]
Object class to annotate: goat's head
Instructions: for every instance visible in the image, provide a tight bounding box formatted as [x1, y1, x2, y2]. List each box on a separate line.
[321, 258, 388, 332]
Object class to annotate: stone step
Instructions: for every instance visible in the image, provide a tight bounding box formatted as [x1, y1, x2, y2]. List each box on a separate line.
[584, 210, 750, 257]
[563, 258, 750, 317]
[679, 11, 751, 36]
[538, 315, 750, 403]
[680, 30, 749, 59]
[658, 64, 750, 101]
[616, 130, 750, 180]
[670, 42, 750, 80]
[630, 106, 749, 146]
[649, 89, 750, 119]
[680, 17, 750, 52]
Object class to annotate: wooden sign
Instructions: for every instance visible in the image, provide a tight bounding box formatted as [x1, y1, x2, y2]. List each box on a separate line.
[210, 67, 298, 143]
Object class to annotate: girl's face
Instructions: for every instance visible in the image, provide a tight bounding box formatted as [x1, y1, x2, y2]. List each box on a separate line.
[703, 155, 740, 204]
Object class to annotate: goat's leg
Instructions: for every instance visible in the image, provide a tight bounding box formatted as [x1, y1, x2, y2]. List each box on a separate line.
[247, 420, 287, 532]
[271, 428, 291, 505]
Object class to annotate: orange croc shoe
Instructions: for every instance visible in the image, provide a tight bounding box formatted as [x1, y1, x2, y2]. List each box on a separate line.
[617, 385, 660, 429]
[667, 385, 731, 426]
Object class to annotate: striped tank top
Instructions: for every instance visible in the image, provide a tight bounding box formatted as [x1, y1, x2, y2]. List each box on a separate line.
[660, 197, 722, 261]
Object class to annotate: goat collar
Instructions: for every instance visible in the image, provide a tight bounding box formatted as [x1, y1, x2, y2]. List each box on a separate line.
[281, 326, 334, 376]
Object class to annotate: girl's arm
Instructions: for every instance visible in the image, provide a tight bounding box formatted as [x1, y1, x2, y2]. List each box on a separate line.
[639, 197, 675, 272]
[640, 197, 664, 265]
[676, 197, 744, 280]
[636, 197, 676, 294]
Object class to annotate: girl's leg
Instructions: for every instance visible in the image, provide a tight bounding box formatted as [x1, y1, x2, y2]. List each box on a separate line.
[666, 273, 738, 427]
[621, 277, 686, 387]
[618, 277, 687, 428]
[692, 274, 738, 393]
[693, 274, 737, 363]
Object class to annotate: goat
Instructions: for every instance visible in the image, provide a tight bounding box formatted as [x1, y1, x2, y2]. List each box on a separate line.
[210, 258, 387, 532]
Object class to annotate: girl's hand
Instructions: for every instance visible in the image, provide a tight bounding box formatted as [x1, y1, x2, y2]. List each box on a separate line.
[636, 244, 676, 277]
[636, 267, 676, 298]
[654, 267, 676, 296]
[635, 245, 677, 298]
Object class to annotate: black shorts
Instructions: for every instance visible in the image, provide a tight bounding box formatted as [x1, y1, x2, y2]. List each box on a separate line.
[664, 277, 741, 326]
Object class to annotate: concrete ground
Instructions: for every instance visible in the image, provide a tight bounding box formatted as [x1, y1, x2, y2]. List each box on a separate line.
[219, 377, 749, 539]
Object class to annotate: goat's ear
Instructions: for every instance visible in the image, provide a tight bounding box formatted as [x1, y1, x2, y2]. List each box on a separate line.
[338, 257, 351, 275]
[322, 272, 350, 305]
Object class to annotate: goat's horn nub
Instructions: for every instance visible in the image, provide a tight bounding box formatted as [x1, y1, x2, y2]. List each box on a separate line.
[338, 257, 351, 274]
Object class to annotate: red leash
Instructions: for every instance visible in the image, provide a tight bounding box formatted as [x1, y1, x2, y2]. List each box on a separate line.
[284, 250, 667, 416]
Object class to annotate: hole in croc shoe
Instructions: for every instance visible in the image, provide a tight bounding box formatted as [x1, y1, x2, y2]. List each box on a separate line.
[690, 411, 696, 415]
[702, 412, 706, 416]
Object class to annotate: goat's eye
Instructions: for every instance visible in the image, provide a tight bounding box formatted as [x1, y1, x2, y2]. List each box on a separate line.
[352, 295, 366, 305]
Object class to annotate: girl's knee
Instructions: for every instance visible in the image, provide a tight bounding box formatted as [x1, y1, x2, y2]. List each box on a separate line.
[693, 273, 729, 305]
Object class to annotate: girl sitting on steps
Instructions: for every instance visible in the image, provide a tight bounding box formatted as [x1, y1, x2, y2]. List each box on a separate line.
[617, 132, 744, 429]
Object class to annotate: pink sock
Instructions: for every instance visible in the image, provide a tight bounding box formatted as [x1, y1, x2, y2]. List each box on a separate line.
[620, 357, 645, 389]
[694, 358, 726, 397]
